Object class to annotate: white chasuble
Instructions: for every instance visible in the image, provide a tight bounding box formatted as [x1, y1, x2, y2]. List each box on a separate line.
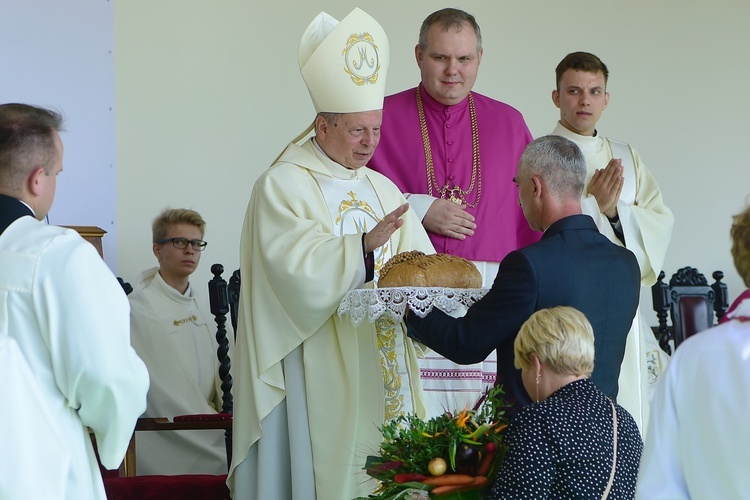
[310, 166, 415, 418]
[229, 138, 434, 500]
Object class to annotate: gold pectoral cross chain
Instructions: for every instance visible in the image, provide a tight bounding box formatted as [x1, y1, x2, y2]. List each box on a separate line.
[417, 87, 482, 209]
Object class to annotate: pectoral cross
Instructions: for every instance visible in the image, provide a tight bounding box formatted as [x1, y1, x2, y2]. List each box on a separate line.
[445, 186, 463, 205]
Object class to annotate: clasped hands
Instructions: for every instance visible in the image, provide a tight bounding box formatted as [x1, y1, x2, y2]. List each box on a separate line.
[588, 158, 624, 219]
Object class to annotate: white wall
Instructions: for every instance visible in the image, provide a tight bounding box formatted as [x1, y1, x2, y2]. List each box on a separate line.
[114, 0, 750, 311]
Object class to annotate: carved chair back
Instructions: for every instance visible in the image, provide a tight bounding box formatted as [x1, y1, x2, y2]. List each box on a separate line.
[652, 267, 729, 354]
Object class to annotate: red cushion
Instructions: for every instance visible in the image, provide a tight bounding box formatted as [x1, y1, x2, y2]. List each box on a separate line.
[104, 474, 229, 500]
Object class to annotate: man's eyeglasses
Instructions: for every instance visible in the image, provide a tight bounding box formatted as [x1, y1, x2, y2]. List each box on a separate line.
[157, 238, 208, 251]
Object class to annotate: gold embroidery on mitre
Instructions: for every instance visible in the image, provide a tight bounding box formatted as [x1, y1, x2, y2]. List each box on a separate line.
[376, 317, 404, 420]
[173, 314, 197, 327]
[342, 33, 380, 86]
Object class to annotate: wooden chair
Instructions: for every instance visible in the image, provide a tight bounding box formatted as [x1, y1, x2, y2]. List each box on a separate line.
[206, 263, 240, 466]
[102, 265, 240, 499]
[652, 267, 729, 354]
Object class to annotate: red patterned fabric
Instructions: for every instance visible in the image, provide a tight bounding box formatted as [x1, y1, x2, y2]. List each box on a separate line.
[719, 289, 750, 324]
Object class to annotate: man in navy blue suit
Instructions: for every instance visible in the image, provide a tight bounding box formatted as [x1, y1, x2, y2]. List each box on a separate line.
[408, 135, 640, 413]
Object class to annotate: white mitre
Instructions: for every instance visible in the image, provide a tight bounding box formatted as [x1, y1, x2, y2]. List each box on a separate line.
[299, 8, 389, 114]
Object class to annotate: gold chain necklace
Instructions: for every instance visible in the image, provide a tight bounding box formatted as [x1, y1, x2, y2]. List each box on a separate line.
[416, 86, 482, 208]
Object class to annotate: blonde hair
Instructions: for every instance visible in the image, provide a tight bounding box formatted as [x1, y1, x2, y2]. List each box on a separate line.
[514, 306, 595, 377]
[731, 204, 750, 287]
[152, 208, 206, 243]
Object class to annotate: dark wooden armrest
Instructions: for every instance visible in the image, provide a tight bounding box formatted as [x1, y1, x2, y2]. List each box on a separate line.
[135, 416, 232, 431]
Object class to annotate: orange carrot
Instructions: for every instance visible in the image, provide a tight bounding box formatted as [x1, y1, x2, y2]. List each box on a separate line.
[471, 476, 488, 488]
[421, 473, 475, 486]
[431, 476, 488, 496]
[476, 449, 496, 477]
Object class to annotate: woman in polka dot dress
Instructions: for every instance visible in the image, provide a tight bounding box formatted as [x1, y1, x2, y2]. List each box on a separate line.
[489, 307, 643, 499]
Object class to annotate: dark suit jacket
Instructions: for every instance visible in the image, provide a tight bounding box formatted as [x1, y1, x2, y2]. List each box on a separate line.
[408, 214, 640, 412]
[0, 194, 34, 235]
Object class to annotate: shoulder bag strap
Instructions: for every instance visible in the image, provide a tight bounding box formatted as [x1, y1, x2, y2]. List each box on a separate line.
[602, 400, 618, 500]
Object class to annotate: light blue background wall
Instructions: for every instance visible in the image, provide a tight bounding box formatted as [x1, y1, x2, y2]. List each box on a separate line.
[2, 0, 117, 267]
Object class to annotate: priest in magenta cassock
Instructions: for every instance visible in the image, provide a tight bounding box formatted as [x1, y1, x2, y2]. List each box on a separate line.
[368, 8, 541, 417]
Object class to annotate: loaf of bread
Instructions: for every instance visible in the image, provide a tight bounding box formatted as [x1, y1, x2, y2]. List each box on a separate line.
[377, 251, 482, 288]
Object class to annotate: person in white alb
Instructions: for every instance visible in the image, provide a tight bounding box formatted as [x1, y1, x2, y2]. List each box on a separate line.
[550, 52, 674, 432]
[0, 103, 149, 499]
[636, 202, 750, 499]
[129, 208, 228, 475]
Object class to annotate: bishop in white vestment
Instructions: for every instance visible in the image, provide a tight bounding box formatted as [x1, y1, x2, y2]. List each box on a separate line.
[228, 9, 435, 500]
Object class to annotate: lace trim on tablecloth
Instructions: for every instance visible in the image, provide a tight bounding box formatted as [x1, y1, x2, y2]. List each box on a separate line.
[337, 287, 489, 326]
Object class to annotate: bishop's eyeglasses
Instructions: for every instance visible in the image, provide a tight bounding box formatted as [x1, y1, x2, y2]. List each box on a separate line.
[157, 237, 208, 251]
